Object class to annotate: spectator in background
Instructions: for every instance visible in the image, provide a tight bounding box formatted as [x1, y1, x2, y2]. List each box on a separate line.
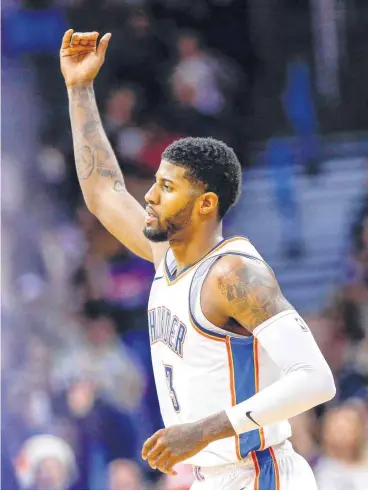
[15, 435, 77, 490]
[2, 332, 56, 460]
[171, 30, 225, 116]
[266, 136, 304, 259]
[282, 56, 321, 176]
[73, 203, 154, 332]
[103, 88, 184, 177]
[290, 411, 320, 467]
[1, 433, 19, 490]
[108, 459, 146, 490]
[314, 404, 368, 490]
[103, 85, 146, 173]
[162, 29, 243, 149]
[345, 203, 368, 333]
[104, 85, 141, 137]
[52, 300, 144, 411]
[111, 7, 169, 108]
[2, 0, 69, 142]
[52, 378, 139, 490]
[135, 120, 185, 176]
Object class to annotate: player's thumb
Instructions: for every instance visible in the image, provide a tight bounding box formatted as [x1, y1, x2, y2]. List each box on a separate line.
[97, 33, 112, 59]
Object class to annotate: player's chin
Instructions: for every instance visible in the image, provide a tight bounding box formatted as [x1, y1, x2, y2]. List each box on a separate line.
[143, 225, 169, 243]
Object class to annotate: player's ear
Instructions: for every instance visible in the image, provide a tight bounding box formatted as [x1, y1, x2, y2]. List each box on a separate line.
[199, 192, 218, 216]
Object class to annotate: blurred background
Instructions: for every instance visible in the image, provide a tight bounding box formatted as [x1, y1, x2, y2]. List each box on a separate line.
[1, 0, 368, 489]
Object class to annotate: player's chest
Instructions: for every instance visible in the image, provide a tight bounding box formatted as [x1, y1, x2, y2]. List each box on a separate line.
[148, 277, 191, 354]
[148, 271, 193, 314]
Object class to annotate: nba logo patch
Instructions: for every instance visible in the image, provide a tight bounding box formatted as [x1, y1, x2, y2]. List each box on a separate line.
[296, 317, 309, 332]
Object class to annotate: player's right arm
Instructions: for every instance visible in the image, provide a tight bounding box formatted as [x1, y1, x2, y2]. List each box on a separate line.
[60, 29, 168, 267]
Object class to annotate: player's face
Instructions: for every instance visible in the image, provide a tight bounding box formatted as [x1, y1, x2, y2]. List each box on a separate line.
[143, 160, 203, 242]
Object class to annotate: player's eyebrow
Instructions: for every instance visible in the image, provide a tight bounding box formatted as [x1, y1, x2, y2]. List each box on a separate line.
[155, 174, 176, 184]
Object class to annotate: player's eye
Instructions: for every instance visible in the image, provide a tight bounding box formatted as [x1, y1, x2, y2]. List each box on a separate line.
[163, 183, 172, 191]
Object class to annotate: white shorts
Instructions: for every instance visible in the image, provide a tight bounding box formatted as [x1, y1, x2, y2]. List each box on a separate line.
[190, 441, 317, 490]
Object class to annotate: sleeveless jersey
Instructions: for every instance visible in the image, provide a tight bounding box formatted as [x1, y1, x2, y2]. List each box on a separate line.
[148, 236, 292, 467]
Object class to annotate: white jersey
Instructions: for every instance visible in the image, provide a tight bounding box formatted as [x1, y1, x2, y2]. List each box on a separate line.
[148, 236, 292, 467]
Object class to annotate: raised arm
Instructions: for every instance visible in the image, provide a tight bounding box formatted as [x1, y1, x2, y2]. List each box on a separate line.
[60, 29, 168, 266]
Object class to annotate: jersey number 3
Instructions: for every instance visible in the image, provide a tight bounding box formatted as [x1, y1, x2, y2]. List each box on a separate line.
[164, 365, 180, 412]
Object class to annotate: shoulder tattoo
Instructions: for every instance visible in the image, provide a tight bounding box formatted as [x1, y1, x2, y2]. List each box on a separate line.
[216, 257, 290, 330]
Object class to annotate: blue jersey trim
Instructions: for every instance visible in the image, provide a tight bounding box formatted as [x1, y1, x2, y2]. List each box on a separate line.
[256, 449, 277, 489]
[230, 337, 262, 456]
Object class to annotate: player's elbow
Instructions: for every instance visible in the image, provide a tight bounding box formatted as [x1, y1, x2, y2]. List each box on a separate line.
[322, 369, 337, 402]
[81, 192, 98, 215]
[84, 192, 112, 218]
[293, 361, 336, 407]
[311, 363, 336, 404]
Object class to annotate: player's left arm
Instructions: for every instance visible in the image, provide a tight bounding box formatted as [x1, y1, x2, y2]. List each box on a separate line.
[142, 255, 336, 474]
[196, 254, 336, 442]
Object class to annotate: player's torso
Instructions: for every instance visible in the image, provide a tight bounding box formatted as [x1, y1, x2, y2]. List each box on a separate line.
[148, 236, 291, 466]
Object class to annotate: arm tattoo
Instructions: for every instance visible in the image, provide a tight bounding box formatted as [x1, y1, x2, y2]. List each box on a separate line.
[69, 85, 126, 192]
[75, 145, 94, 179]
[113, 180, 125, 192]
[217, 258, 291, 331]
[97, 167, 117, 179]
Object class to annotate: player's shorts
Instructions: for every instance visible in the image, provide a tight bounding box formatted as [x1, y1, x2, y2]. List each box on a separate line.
[191, 440, 317, 490]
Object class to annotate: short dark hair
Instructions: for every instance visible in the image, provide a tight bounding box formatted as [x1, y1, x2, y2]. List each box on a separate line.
[162, 137, 242, 219]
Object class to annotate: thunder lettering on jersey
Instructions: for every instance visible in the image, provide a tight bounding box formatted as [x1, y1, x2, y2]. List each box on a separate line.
[148, 236, 292, 467]
[148, 306, 187, 357]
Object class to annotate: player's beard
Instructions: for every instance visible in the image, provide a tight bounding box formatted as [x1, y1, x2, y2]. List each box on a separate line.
[143, 222, 169, 242]
[143, 199, 196, 243]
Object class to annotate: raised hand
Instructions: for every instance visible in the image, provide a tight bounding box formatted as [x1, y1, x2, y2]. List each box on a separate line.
[60, 29, 111, 88]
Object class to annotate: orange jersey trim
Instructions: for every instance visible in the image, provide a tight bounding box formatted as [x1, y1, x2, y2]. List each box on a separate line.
[226, 336, 242, 461]
[269, 446, 280, 489]
[251, 451, 261, 489]
[253, 338, 265, 450]
[189, 315, 225, 343]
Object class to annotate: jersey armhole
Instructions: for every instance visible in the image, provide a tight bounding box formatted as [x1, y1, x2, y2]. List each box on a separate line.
[189, 253, 263, 340]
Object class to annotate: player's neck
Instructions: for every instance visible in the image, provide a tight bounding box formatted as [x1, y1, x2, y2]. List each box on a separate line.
[169, 223, 223, 275]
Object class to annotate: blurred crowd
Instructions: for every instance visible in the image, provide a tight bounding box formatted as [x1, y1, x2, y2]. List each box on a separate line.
[2, 0, 368, 489]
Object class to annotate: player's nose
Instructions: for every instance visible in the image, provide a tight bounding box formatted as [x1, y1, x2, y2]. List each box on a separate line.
[145, 182, 160, 205]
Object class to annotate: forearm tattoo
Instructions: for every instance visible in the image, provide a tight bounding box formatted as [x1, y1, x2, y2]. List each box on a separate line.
[69, 85, 125, 192]
[217, 258, 292, 331]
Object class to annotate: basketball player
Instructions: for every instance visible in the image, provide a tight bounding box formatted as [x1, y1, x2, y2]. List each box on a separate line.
[60, 30, 336, 489]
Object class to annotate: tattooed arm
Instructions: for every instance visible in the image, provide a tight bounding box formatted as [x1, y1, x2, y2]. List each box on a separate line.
[179, 256, 333, 449]
[201, 255, 293, 333]
[60, 30, 167, 266]
[68, 84, 167, 264]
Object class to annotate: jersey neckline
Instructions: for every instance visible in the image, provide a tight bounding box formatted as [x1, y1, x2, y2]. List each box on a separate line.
[163, 235, 249, 286]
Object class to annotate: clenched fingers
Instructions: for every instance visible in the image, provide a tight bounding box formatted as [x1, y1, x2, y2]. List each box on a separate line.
[71, 31, 99, 47]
